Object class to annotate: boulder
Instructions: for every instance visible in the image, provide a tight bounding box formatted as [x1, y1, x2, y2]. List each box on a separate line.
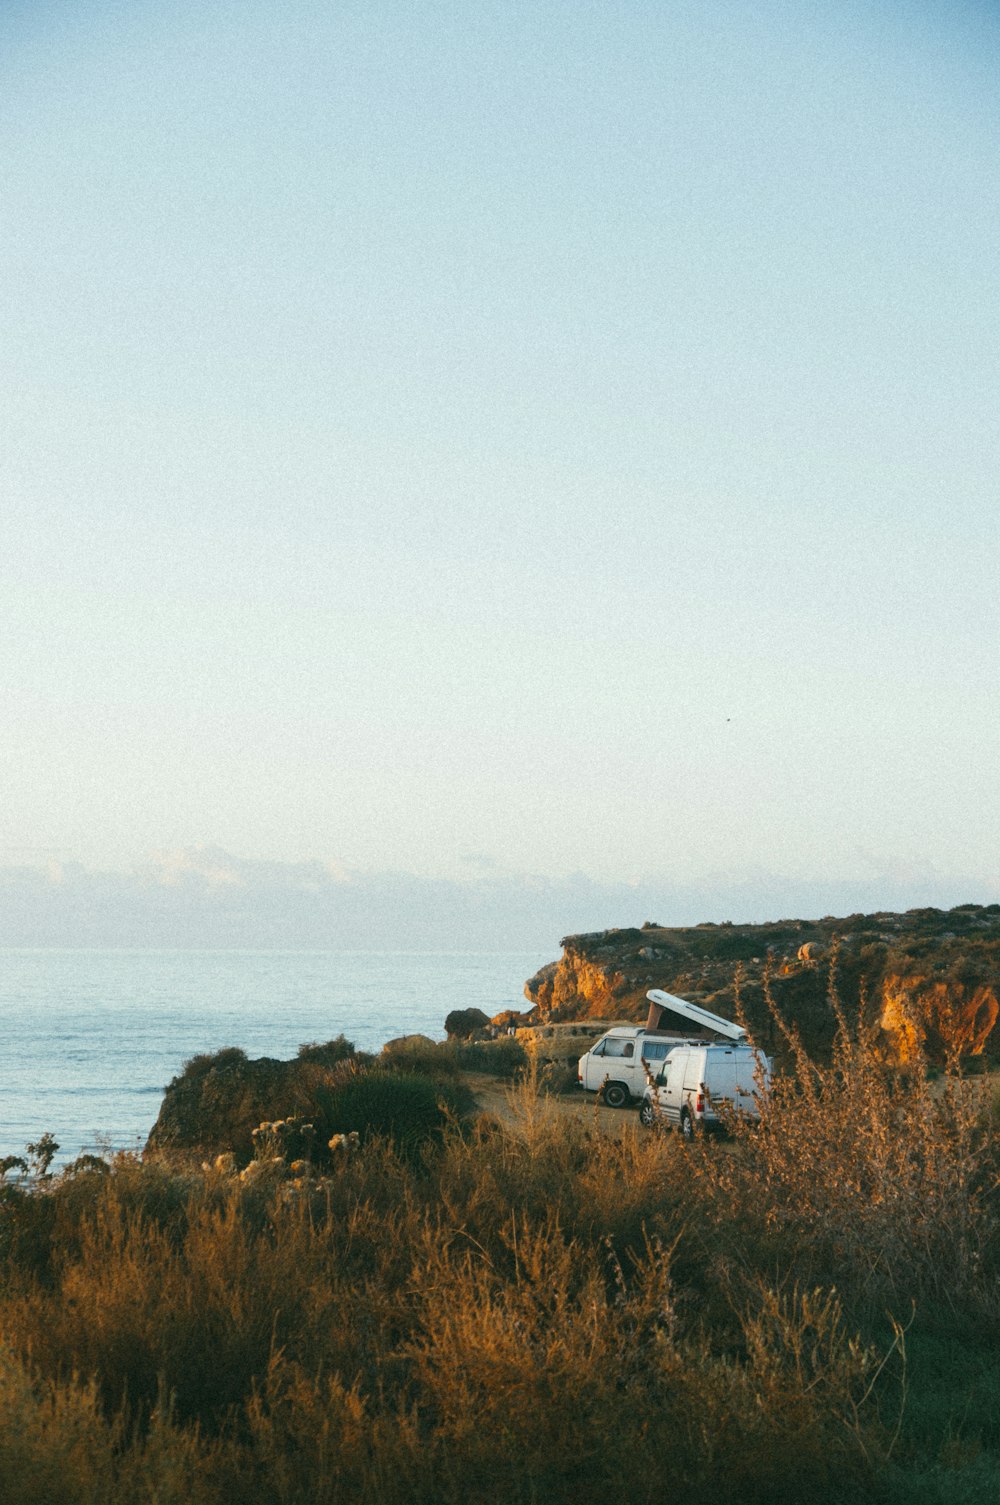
[382, 1033, 437, 1053]
[491, 1008, 531, 1032]
[444, 1007, 491, 1040]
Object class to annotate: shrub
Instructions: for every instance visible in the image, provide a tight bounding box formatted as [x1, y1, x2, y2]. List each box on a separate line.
[25, 1134, 59, 1180]
[251, 1116, 317, 1163]
[380, 1036, 462, 1079]
[296, 1035, 357, 1066]
[317, 1067, 454, 1150]
[453, 1037, 527, 1077]
[691, 965, 1000, 1322]
[170, 1047, 247, 1089]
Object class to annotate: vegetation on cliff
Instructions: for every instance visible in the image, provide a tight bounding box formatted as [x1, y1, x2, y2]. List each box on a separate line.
[145, 1034, 525, 1163]
[525, 903, 1000, 1065]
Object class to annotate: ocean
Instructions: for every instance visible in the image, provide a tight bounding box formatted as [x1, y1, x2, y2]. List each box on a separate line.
[0, 949, 551, 1163]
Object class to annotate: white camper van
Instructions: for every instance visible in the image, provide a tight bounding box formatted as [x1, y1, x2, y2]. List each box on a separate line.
[577, 990, 769, 1119]
[638, 1041, 771, 1137]
[576, 1027, 686, 1107]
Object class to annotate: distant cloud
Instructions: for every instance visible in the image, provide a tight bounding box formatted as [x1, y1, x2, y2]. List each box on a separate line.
[0, 848, 995, 952]
[459, 852, 501, 872]
[135, 847, 349, 891]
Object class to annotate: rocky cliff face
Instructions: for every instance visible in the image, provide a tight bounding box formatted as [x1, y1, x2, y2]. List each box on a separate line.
[525, 905, 1000, 1065]
[879, 975, 998, 1064]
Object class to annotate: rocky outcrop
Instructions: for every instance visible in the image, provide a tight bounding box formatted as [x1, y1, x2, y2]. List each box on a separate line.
[525, 929, 678, 1022]
[444, 1007, 491, 1039]
[491, 1008, 533, 1032]
[879, 975, 998, 1064]
[145, 1047, 357, 1163]
[524, 906, 1000, 1066]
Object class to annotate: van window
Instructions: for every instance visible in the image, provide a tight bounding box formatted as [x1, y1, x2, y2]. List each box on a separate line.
[642, 1041, 670, 1061]
[591, 1040, 607, 1057]
[602, 1038, 631, 1058]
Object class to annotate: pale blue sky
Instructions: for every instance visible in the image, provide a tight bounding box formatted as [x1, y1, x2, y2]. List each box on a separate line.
[1, 0, 997, 914]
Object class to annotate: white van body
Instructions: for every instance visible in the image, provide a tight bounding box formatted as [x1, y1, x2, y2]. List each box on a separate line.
[638, 1043, 771, 1137]
[577, 1027, 691, 1107]
[577, 992, 754, 1109]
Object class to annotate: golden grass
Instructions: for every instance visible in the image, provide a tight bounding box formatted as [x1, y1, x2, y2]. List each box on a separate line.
[0, 986, 996, 1504]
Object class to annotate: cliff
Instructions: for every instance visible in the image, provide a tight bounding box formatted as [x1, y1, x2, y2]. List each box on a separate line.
[524, 904, 1000, 1065]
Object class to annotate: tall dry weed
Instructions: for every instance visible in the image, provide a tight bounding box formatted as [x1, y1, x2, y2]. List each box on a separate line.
[695, 956, 1000, 1321]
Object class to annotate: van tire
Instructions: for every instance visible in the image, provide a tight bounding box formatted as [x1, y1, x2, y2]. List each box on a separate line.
[638, 1100, 657, 1128]
[680, 1109, 697, 1140]
[602, 1082, 630, 1109]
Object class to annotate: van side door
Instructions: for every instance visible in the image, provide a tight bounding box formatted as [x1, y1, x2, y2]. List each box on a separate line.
[582, 1038, 608, 1091]
[640, 1038, 671, 1094]
[656, 1049, 686, 1125]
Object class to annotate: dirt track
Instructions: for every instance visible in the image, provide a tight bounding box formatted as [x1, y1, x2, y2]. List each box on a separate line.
[462, 1072, 642, 1139]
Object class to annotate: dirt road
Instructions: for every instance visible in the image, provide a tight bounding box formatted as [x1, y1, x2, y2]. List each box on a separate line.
[462, 1073, 643, 1139]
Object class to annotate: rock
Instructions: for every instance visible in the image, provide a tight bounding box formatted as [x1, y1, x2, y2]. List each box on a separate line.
[491, 1008, 531, 1032]
[514, 1020, 627, 1067]
[444, 1007, 491, 1040]
[383, 1033, 436, 1053]
[523, 961, 558, 1013]
[879, 975, 998, 1064]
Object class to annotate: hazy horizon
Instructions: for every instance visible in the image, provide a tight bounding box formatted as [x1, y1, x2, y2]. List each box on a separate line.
[0, 845, 995, 952]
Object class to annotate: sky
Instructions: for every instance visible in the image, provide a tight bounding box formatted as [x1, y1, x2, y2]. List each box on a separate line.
[1, 0, 998, 942]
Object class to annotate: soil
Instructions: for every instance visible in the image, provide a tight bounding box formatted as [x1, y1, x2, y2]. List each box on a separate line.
[461, 1072, 642, 1138]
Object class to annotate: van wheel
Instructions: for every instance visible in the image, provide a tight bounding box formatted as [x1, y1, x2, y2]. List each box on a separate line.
[602, 1082, 630, 1109]
[680, 1109, 697, 1141]
[638, 1100, 656, 1128]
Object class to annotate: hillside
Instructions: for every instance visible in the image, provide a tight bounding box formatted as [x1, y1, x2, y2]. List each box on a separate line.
[524, 903, 1000, 1064]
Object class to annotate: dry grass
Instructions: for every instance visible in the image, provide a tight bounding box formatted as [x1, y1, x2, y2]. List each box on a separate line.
[685, 963, 1000, 1323]
[0, 984, 996, 1504]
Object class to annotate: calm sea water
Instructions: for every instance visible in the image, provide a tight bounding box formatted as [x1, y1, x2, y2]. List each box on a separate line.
[0, 949, 550, 1162]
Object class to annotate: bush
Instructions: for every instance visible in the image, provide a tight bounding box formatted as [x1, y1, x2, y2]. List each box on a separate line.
[453, 1037, 527, 1077]
[296, 1035, 357, 1066]
[380, 1036, 462, 1079]
[170, 1047, 247, 1088]
[317, 1068, 454, 1150]
[691, 970, 1000, 1323]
